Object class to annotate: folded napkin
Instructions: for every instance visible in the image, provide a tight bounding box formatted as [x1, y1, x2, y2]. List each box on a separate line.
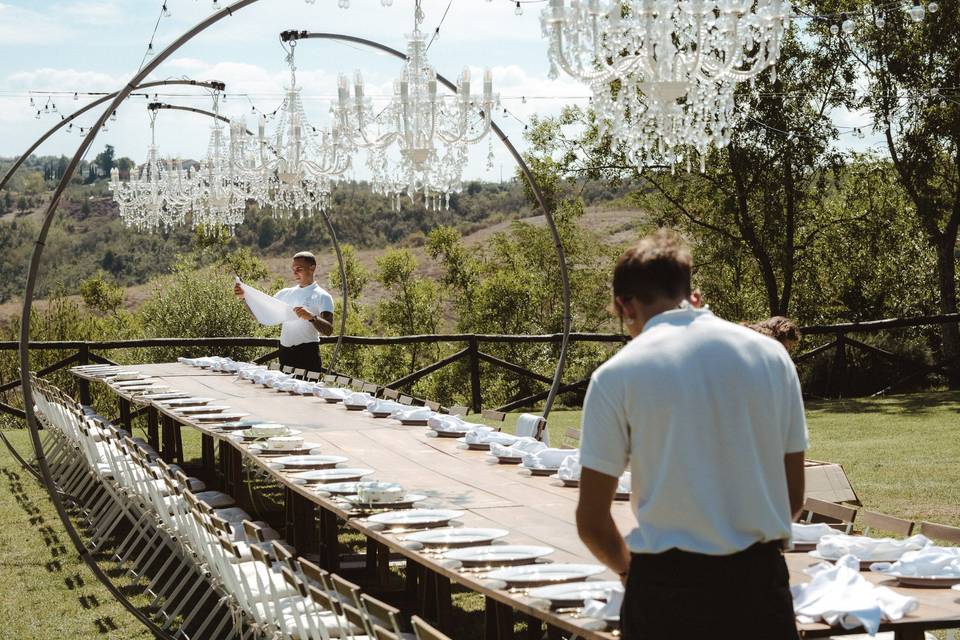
[390, 407, 436, 421]
[516, 412, 549, 444]
[581, 586, 624, 622]
[465, 429, 517, 446]
[292, 381, 317, 395]
[239, 366, 267, 380]
[817, 534, 930, 561]
[344, 392, 374, 407]
[273, 379, 298, 392]
[428, 414, 470, 431]
[871, 546, 960, 577]
[792, 523, 838, 544]
[314, 387, 351, 400]
[557, 450, 582, 481]
[366, 399, 404, 414]
[792, 555, 918, 635]
[490, 437, 545, 459]
[521, 447, 570, 469]
[253, 370, 287, 385]
[617, 471, 631, 494]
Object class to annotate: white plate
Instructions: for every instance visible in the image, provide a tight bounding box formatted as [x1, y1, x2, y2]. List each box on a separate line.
[486, 563, 606, 587]
[808, 550, 903, 565]
[953, 584, 960, 592]
[367, 509, 465, 528]
[272, 455, 345, 469]
[444, 545, 554, 566]
[317, 481, 364, 495]
[291, 465, 360, 483]
[241, 428, 302, 439]
[345, 494, 427, 507]
[192, 412, 249, 422]
[528, 580, 623, 605]
[158, 397, 214, 406]
[301, 468, 374, 483]
[143, 392, 191, 400]
[885, 573, 960, 588]
[404, 528, 510, 548]
[175, 405, 230, 414]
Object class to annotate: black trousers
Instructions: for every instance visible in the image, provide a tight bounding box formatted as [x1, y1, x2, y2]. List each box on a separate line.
[620, 541, 799, 640]
[278, 342, 322, 373]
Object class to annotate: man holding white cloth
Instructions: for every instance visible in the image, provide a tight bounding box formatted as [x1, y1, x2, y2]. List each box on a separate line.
[235, 251, 334, 372]
[576, 231, 807, 639]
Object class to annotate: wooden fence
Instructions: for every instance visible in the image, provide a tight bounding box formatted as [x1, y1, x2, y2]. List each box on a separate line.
[1, 312, 958, 421]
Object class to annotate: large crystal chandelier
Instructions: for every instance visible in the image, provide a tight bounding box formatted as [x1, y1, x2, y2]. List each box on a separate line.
[541, 0, 791, 166]
[190, 93, 248, 228]
[334, 0, 497, 209]
[245, 42, 353, 216]
[109, 111, 192, 231]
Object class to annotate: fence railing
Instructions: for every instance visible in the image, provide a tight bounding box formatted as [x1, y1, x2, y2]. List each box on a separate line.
[1, 312, 958, 421]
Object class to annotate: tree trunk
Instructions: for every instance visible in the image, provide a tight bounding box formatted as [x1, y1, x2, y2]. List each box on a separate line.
[937, 210, 960, 376]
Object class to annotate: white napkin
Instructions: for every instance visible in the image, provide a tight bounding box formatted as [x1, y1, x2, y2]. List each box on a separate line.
[817, 534, 930, 561]
[490, 437, 545, 459]
[792, 555, 918, 635]
[617, 471, 631, 494]
[521, 447, 569, 469]
[792, 523, 837, 544]
[582, 586, 623, 622]
[367, 399, 404, 414]
[516, 412, 549, 444]
[557, 451, 582, 481]
[344, 392, 374, 407]
[465, 429, 517, 446]
[237, 277, 298, 325]
[292, 381, 317, 395]
[273, 379, 298, 392]
[253, 370, 287, 385]
[871, 546, 960, 577]
[314, 387, 351, 400]
[428, 414, 470, 432]
[390, 407, 435, 421]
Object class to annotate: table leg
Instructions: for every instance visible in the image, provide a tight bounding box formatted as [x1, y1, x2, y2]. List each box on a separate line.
[376, 541, 391, 587]
[78, 378, 91, 406]
[216, 440, 228, 491]
[119, 397, 131, 429]
[893, 631, 927, 640]
[146, 408, 159, 451]
[173, 422, 184, 463]
[522, 613, 542, 640]
[200, 434, 214, 479]
[546, 625, 564, 640]
[435, 574, 453, 634]
[161, 414, 176, 463]
[318, 508, 340, 572]
[485, 597, 515, 640]
[284, 487, 316, 554]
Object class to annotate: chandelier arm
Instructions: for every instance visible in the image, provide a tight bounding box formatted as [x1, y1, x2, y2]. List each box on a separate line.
[0, 79, 224, 193]
[288, 30, 571, 418]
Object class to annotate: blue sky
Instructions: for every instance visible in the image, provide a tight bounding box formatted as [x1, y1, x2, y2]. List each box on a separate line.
[0, 0, 880, 181]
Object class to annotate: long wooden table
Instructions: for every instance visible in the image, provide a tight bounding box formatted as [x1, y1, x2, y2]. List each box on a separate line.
[73, 363, 960, 640]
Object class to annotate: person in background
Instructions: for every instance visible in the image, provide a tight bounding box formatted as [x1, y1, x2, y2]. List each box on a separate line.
[234, 251, 334, 372]
[576, 230, 807, 639]
[747, 315, 802, 353]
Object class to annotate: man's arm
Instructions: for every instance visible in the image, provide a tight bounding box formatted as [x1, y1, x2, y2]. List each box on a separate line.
[785, 451, 805, 521]
[233, 283, 256, 318]
[577, 467, 631, 577]
[293, 308, 334, 336]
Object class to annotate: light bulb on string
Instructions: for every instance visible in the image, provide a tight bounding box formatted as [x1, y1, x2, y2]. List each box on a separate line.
[875, 14, 886, 28]
[841, 15, 855, 35]
[73, 92, 78, 101]
[830, 23, 840, 36]
[381, 0, 393, 5]
[162, 3, 170, 17]
[146, 42, 154, 57]
[928, 2, 939, 13]
[110, 110, 118, 122]
[515, 2, 522, 16]
[909, 1, 925, 22]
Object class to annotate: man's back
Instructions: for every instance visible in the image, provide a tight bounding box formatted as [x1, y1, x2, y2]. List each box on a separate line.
[580, 307, 808, 555]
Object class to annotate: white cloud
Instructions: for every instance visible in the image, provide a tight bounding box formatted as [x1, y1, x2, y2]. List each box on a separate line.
[60, 0, 124, 26]
[0, 2, 72, 44]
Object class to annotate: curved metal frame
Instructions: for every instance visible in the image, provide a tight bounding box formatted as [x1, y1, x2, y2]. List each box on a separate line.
[15, 2, 570, 636]
[0, 79, 225, 193]
[147, 101, 350, 374]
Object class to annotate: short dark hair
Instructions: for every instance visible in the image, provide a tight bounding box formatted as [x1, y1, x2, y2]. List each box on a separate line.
[292, 251, 316, 267]
[612, 230, 692, 304]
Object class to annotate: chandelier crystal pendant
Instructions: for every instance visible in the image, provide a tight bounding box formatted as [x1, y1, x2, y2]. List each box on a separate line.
[190, 93, 248, 229]
[335, 0, 497, 209]
[541, 0, 791, 166]
[109, 111, 191, 231]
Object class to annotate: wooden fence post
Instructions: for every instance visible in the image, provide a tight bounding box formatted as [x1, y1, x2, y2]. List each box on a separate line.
[468, 336, 482, 414]
[77, 343, 91, 406]
[832, 335, 848, 398]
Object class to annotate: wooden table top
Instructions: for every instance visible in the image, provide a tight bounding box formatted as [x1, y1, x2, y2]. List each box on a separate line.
[73, 363, 960, 639]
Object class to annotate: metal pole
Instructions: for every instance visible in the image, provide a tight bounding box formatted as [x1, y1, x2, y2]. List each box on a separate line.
[284, 30, 573, 419]
[0, 80, 225, 193]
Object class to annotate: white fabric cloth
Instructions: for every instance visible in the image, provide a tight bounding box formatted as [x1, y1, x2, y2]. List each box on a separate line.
[582, 586, 624, 622]
[272, 282, 334, 347]
[464, 429, 516, 446]
[516, 412, 549, 444]
[291, 381, 317, 395]
[792, 555, 918, 635]
[367, 399, 404, 414]
[427, 414, 474, 432]
[521, 447, 570, 469]
[870, 546, 960, 577]
[792, 523, 838, 544]
[314, 387, 351, 400]
[816, 534, 930, 562]
[390, 407, 435, 421]
[580, 308, 808, 555]
[490, 437, 545, 460]
[344, 392, 375, 408]
[557, 451, 582, 481]
[238, 278, 299, 326]
[616, 471, 632, 494]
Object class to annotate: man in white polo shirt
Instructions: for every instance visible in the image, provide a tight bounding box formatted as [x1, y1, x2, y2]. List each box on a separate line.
[235, 251, 334, 372]
[576, 230, 806, 639]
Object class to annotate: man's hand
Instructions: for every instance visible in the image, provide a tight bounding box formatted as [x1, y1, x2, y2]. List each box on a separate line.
[234, 283, 245, 299]
[293, 306, 314, 321]
[577, 467, 631, 576]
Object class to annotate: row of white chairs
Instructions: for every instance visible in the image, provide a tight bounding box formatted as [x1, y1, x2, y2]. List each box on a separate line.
[29, 376, 453, 640]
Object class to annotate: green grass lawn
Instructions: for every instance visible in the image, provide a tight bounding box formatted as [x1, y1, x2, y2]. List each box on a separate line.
[1, 391, 957, 637]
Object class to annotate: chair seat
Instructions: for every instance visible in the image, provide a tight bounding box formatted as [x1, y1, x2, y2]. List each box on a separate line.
[194, 491, 236, 509]
[231, 561, 298, 601]
[252, 597, 347, 637]
[211, 507, 254, 523]
[231, 539, 296, 563]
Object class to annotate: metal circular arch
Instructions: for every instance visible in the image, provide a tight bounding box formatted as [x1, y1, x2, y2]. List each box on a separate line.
[16, 3, 570, 636]
[146, 101, 350, 374]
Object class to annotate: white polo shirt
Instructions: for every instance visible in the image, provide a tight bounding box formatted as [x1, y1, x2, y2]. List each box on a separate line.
[580, 308, 807, 556]
[274, 283, 334, 347]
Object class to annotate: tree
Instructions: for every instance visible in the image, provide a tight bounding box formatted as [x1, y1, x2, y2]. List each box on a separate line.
[79, 272, 124, 315]
[115, 157, 134, 180]
[94, 144, 115, 179]
[16, 196, 28, 214]
[373, 249, 441, 373]
[845, 2, 960, 363]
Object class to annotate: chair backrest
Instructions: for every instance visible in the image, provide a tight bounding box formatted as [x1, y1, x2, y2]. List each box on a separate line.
[305, 370, 322, 382]
[362, 382, 379, 394]
[919, 520, 960, 544]
[282, 365, 295, 374]
[298, 557, 333, 595]
[803, 497, 857, 532]
[447, 405, 469, 416]
[424, 400, 441, 412]
[293, 368, 306, 379]
[336, 375, 352, 386]
[350, 379, 365, 391]
[561, 427, 581, 449]
[269, 362, 281, 371]
[330, 573, 363, 610]
[411, 616, 452, 640]
[323, 374, 337, 384]
[341, 602, 371, 638]
[306, 584, 348, 637]
[373, 625, 400, 640]
[859, 510, 914, 537]
[481, 409, 506, 423]
[382, 388, 399, 400]
[398, 394, 414, 406]
[360, 593, 402, 635]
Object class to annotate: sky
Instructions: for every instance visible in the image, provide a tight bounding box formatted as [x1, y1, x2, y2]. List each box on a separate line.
[0, 0, 882, 182]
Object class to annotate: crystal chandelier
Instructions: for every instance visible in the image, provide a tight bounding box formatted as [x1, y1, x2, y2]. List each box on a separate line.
[541, 0, 791, 165]
[189, 93, 248, 229]
[109, 111, 192, 231]
[245, 43, 353, 216]
[334, 0, 497, 209]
